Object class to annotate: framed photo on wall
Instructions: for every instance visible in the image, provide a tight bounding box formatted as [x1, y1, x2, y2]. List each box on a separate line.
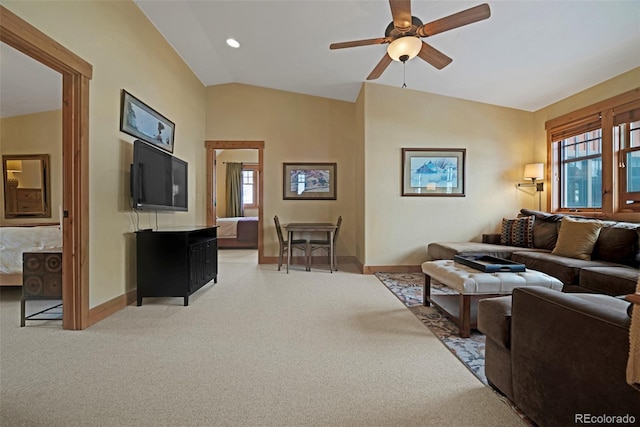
[120, 89, 175, 153]
[283, 162, 337, 200]
[402, 148, 466, 196]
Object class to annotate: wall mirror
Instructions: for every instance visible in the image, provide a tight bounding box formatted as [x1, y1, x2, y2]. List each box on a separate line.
[3, 154, 51, 218]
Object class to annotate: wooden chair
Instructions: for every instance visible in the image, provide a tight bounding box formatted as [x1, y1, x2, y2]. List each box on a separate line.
[274, 215, 309, 271]
[309, 216, 342, 271]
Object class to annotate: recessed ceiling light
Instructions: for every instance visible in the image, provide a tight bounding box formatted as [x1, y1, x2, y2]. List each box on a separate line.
[226, 38, 240, 48]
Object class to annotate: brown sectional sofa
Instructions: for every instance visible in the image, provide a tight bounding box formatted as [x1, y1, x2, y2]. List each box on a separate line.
[428, 210, 640, 425]
[427, 208, 639, 296]
[478, 288, 639, 427]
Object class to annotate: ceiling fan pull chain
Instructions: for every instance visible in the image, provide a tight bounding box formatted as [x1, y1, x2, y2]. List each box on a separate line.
[402, 61, 407, 88]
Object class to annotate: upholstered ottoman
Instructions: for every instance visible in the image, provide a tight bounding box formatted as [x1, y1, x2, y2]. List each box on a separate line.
[421, 259, 562, 337]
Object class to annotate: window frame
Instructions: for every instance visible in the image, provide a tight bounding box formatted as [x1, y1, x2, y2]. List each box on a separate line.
[554, 128, 603, 210]
[615, 108, 640, 207]
[241, 164, 259, 209]
[545, 88, 640, 221]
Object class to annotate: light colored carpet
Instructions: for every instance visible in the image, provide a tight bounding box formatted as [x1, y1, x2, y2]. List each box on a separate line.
[374, 272, 487, 383]
[0, 250, 525, 426]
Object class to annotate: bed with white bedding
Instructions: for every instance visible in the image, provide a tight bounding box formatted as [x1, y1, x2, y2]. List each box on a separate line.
[216, 217, 258, 249]
[0, 224, 62, 286]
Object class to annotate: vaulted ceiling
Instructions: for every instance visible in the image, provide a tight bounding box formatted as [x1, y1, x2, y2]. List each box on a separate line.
[1, 1, 639, 119]
[135, 0, 640, 111]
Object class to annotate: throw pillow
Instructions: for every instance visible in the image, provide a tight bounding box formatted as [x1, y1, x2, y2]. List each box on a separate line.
[552, 217, 603, 260]
[591, 222, 639, 266]
[500, 216, 534, 248]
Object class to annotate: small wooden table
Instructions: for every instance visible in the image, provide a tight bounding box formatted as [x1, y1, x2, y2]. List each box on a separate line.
[283, 223, 337, 273]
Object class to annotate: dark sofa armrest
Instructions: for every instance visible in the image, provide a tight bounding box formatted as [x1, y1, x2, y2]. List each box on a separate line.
[482, 233, 501, 244]
[510, 287, 639, 426]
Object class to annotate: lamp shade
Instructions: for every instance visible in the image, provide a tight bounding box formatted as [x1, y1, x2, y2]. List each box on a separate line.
[6, 160, 22, 172]
[387, 36, 422, 62]
[524, 163, 544, 180]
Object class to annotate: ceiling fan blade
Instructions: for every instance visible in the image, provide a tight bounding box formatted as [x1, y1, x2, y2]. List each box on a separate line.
[389, 0, 412, 31]
[367, 53, 393, 80]
[417, 3, 491, 37]
[417, 42, 452, 70]
[330, 37, 388, 50]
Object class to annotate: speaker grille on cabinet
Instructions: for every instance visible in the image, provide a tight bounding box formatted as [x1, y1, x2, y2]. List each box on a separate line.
[23, 275, 44, 296]
[22, 252, 62, 298]
[24, 253, 44, 273]
[45, 254, 62, 273]
[44, 274, 62, 297]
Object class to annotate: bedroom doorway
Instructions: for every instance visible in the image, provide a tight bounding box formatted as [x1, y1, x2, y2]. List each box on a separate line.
[205, 141, 265, 264]
[1, 6, 92, 330]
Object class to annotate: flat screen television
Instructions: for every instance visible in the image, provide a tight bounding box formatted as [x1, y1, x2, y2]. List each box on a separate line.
[131, 140, 188, 211]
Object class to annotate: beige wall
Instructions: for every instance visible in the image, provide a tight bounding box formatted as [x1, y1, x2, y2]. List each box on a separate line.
[216, 149, 259, 218]
[4, 1, 206, 307]
[362, 83, 535, 267]
[206, 83, 356, 259]
[205, 81, 538, 268]
[532, 67, 640, 209]
[0, 110, 62, 225]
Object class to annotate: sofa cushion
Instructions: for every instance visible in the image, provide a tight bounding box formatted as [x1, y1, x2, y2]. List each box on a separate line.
[531, 220, 560, 251]
[519, 208, 566, 222]
[519, 209, 561, 250]
[519, 208, 582, 251]
[511, 250, 612, 286]
[427, 242, 545, 261]
[551, 217, 603, 260]
[591, 221, 639, 267]
[478, 296, 512, 349]
[478, 296, 515, 400]
[500, 216, 534, 248]
[580, 266, 639, 296]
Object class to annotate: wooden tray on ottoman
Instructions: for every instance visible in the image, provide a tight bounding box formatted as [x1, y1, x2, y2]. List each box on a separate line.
[454, 254, 526, 273]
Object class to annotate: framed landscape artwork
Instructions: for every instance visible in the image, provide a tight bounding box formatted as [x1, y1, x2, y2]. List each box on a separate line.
[120, 90, 175, 153]
[402, 148, 466, 196]
[283, 163, 337, 200]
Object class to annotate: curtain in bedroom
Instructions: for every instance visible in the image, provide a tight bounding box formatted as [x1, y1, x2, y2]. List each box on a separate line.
[225, 162, 244, 217]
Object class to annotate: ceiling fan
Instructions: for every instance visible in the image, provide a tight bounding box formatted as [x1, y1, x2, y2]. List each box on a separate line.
[330, 0, 491, 80]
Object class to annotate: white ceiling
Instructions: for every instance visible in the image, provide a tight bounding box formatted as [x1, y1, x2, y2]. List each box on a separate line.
[1, 1, 638, 119]
[135, 0, 640, 111]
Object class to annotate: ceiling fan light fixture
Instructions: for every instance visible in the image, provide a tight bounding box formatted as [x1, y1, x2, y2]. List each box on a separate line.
[387, 36, 421, 62]
[226, 38, 241, 48]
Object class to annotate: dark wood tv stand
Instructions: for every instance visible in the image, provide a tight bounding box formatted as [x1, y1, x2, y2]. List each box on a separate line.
[136, 226, 218, 306]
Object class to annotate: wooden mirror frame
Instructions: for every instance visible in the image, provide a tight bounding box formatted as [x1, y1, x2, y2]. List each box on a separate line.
[3, 153, 51, 218]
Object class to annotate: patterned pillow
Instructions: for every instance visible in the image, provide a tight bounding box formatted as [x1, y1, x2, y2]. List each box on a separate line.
[500, 216, 535, 248]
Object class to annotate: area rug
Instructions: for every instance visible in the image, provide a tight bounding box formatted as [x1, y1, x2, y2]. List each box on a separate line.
[375, 272, 487, 384]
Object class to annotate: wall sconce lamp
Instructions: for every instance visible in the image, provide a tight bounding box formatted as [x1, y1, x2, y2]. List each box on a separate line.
[517, 163, 544, 209]
[520, 163, 544, 191]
